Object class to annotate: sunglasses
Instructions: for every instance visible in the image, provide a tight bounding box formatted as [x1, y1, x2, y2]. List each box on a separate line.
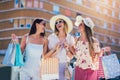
[55, 20, 64, 25]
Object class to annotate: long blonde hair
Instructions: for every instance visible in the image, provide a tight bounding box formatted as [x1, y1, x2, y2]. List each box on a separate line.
[55, 19, 68, 36]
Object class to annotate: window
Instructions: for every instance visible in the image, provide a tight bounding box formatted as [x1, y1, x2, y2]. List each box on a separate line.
[34, 0, 39, 8]
[14, 19, 19, 28]
[26, 0, 32, 8]
[39, 1, 43, 9]
[19, 19, 25, 28]
[111, 38, 116, 45]
[76, 0, 82, 5]
[104, 9, 108, 15]
[65, 9, 71, 17]
[96, 6, 100, 13]
[53, 5, 60, 14]
[20, 0, 25, 8]
[112, 24, 115, 30]
[112, 1, 116, 8]
[119, 13, 120, 20]
[112, 11, 115, 17]
[14, 0, 19, 8]
[103, 22, 107, 29]
[26, 19, 32, 28]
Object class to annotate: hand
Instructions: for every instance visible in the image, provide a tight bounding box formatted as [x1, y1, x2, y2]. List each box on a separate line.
[11, 33, 19, 43]
[63, 41, 69, 50]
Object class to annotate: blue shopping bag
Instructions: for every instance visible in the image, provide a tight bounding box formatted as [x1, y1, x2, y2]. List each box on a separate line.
[102, 54, 120, 79]
[2, 41, 16, 66]
[15, 43, 24, 66]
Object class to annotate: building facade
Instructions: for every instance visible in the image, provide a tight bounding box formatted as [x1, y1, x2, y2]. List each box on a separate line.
[0, 0, 120, 58]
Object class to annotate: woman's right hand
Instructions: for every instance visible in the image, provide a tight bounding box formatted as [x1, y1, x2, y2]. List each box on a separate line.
[11, 33, 19, 43]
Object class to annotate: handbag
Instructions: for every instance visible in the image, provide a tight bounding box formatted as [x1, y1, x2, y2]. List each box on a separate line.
[15, 43, 24, 66]
[102, 54, 120, 79]
[40, 58, 59, 80]
[2, 41, 16, 66]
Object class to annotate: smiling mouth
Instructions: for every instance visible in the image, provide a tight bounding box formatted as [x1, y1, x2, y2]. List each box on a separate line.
[58, 25, 62, 28]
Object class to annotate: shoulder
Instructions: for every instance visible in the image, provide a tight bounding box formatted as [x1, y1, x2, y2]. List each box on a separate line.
[48, 33, 56, 40]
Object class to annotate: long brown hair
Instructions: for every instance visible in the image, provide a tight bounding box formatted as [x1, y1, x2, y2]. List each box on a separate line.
[54, 19, 68, 36]
[84, 24, 95, 60]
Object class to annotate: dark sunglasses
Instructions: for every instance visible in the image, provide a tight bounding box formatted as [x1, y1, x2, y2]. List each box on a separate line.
[55, 20, 64, 25]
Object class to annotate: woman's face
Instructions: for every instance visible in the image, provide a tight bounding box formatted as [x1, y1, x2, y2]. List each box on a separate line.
[36, 21, 46, 33]
[78, 21, 85, 33]
[55, 19, 65, 31]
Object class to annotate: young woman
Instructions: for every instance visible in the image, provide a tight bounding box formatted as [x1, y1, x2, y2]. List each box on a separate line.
[47, 15, 75, 80]
[12, 19, 48, 80]
[74, 16, 101, 80]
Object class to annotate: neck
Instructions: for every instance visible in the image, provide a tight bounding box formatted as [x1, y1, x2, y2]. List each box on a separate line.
[34, 32, 42, 38]
[80, 31, 87, 41]
[58, 30, 66, 39]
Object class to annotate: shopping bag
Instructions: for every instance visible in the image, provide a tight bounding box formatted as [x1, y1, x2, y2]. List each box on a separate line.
[15, 43, 24, 66]
[2, 41, 16, 66]
[97, 57, 105, 79]
[40, 58, 59, 80]
[102, 54, 120, 79]
[65, 62, 73, 80]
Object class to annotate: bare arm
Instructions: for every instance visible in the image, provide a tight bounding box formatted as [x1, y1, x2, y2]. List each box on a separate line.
[20, 35, 27, 52]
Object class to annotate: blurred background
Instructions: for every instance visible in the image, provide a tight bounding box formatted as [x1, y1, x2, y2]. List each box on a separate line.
[0, 0, 120, 79]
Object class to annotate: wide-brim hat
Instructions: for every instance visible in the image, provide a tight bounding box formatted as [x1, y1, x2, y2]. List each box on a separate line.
[75, 16, 95, 33]
[50, 15, 73, 33]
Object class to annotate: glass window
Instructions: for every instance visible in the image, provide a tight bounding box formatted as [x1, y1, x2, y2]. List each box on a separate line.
[14, 19, 19, 28]
[26, 19, 32, 28]
[76, 0, 82, 5]
[53, 5, 60, 14]
[20, 0, 25, 8]
[103, 22, 107, 29]
[34, 0, 38, 8]
[111, 24, 115, 30]
[112, 1, 116, 8]
[96, 6, 100, 13]
[26, 0, 32, 8]
[14, 0, 19, 8]
[104, 9, 108, 15]
[19, 19, 25, 28]
[65, 9, 71, 17]
[112, 11, 115, 17]
[119, 13, 120, 20]
[39, 1, 43, 9]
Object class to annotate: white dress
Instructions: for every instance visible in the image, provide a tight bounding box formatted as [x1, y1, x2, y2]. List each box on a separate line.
[20, 43, 43, 80]
[48, 33, 75, 80]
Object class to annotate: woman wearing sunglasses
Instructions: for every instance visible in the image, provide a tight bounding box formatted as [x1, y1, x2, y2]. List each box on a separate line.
[11, 19, 48, 80]
[47, 15, 75, 80]
[74, 16, 101, 80]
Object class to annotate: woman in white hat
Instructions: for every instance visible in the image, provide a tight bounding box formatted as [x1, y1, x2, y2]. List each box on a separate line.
[47, 15, 75, 80]
[74, 16, 102, 80]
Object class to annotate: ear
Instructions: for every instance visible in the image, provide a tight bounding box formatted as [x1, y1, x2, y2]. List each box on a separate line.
[36, 23, 39, 29]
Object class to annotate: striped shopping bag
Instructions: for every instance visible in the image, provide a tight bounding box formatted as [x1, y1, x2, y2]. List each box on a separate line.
[40, 58, 59, 80]
[97, 57, 105, 79]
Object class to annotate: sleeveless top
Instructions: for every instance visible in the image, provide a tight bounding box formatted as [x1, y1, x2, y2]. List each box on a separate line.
[21, 36, 43, 80]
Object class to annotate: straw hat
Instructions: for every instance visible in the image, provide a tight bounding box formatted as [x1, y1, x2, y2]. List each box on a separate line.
[75, 16, 95, 30]
[50, 15, 73, 33]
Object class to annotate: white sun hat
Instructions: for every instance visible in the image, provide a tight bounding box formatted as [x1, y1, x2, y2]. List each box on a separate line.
[75, 16, 95, 30]
[50, 15, 73, 33]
